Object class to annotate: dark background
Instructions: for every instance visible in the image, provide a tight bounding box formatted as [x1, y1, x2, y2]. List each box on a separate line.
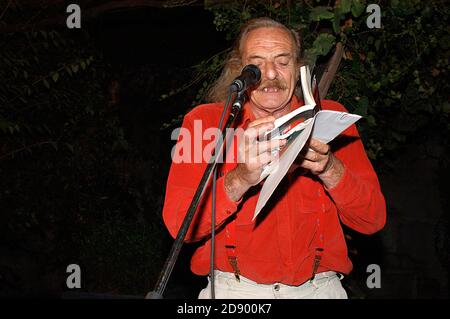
[0, 1, 448, 299]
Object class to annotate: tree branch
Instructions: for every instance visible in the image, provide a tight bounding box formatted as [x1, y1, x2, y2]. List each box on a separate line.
[318, 42, 344, 99]
[0, 0, 13, 21]
[0, 140, 57, 160]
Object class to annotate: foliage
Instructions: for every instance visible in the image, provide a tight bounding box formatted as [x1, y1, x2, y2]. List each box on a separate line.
[0, 27, 167, 295]
[201, 0, 450, 165]
[74, 215, 165, 294]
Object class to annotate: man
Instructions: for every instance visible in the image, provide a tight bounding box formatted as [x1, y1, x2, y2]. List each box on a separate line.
[162, 17, 386, 299]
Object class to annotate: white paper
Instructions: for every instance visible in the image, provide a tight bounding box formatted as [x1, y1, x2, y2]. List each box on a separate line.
[311, 111, 361, 144]
[253, 110, 361, 220]
[300, 66, 315, 106]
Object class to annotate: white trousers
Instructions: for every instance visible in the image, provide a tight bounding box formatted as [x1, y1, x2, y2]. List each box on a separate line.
[198, 270, 348, 299]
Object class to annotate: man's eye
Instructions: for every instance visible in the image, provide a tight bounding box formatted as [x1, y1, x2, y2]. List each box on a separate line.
[249, 58, 263, 65]
[277, 59, 290, 66]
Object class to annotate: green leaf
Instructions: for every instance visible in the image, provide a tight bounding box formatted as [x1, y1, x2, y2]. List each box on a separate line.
[392, 132, 406, 142]
[49, 142, 58, 151]
[391, 0, 400, 7]
[366, 115, 376, 126]
[337, 0, 352, 14]
[51, 72, 59, 82]
[65, 143, 74, 153]
[40, 30, 47, 39]
[370, 81, 381, 92]
[442, 102, 450, 114]
[65, 66, 73, 77]
[332, 14, 342, 34]
[0, 118, 10, 133]
[310, 6, 334, 21]
[351, 0, 366, 17]
[355, 96, 369, 116]
[303, 48, 318, 66]
[312, 33, 336, 56]
[71, 64, 79, 73]
[43, 79, 50, 89]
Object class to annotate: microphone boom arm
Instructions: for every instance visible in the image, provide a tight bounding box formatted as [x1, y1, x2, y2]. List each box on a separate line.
[146, 91, 246, 299]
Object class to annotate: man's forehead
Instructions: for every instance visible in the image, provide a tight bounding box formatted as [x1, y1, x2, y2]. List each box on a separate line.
[242, 27, 295, 55]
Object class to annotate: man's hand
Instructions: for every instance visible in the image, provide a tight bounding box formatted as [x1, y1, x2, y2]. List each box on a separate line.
[297, 138, 344, 189]
[225, 116, 286, 201]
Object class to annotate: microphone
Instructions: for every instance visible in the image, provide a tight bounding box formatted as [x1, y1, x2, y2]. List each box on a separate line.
[229, 64, 261, 93]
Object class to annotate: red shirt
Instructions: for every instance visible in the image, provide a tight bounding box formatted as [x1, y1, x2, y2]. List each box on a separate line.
[162, 98, 386, 286]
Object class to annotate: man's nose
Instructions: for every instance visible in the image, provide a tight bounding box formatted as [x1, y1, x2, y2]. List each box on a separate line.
[262, 62, 278, 81]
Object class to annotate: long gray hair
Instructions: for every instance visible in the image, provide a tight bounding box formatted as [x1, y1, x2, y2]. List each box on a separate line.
[206, 17, 303, 102]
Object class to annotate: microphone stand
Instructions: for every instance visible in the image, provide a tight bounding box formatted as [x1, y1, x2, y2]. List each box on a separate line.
[146, 90, 246, 299]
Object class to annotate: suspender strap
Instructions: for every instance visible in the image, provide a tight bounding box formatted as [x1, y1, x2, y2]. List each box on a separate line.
[224, 218, 240, 282]
[311, 248, 324, 276]
[311, 189, 326, 280]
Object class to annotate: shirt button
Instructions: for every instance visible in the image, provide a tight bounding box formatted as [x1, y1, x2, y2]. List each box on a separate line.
[274, 284, 280, 291]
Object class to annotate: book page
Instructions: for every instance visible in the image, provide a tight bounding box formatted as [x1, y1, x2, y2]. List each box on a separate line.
[253, 110, 361, 220]
[311, 111, 361, 144]
[262, 65, 315, 142]
[263, 104, 315, 141]
[254, 117, 315, 219]
[300, 66, 315, 106]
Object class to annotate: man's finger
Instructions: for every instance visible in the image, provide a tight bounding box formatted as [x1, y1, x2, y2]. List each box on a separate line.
[244, 122, 275, 143]
[247, 116, 276, 128]
[253, 139, 286, 155]
[308, 138, 330, 155]
[255, 150, 279, 166]
[302, 150, 323, 162]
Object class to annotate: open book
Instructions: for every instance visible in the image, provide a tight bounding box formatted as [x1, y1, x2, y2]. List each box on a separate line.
[253, 66, 361, 220]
